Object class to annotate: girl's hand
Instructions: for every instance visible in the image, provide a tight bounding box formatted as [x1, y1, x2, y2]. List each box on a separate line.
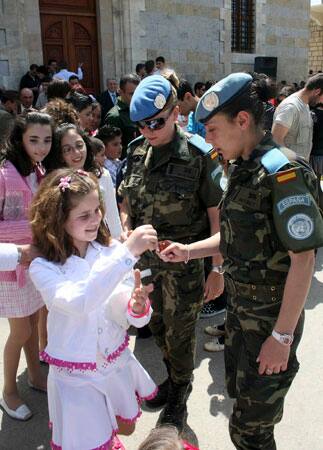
[130, 269, 154, 315]
[124, 225, 158, 257]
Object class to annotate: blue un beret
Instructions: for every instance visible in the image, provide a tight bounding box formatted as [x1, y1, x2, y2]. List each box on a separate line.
[195, 72, 253, 124]
[130, 75, 172, 122]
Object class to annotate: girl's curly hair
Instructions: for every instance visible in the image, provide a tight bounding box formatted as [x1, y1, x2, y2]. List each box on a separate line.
[30, 168, 110, 263]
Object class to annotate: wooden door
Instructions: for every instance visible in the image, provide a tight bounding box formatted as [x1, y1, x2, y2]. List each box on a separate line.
[39, 1, 100, 94]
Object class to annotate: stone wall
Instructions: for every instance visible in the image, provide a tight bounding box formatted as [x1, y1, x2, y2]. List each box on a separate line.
[0, 0, 312, 90]
[0, 0, 43, 89]
[309, 19, 323, 73]
[138, 0, 224, 84]
[138, 0, 310, 85]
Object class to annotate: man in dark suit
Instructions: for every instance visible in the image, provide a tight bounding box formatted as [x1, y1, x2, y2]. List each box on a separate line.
[98, 78, 118, 124]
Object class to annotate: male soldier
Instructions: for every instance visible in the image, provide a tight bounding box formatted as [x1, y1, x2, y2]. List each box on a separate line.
[119, 75, 223, 431]
[160, 73, 323, 449]
[104, 73, 140, 159]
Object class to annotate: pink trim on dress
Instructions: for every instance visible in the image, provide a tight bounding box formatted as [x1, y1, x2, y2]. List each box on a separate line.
[40, 351, 97, 371]
[50, 430, 118, 450]
[116, 386, 158, 425]
[116, 408, 142, 424]
[136, 386, 159, 404]
[105, 334, 130, 363]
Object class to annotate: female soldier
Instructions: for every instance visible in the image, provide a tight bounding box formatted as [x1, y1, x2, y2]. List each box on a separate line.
[118, 75, 223, 431]
[160, 73, 323, 449]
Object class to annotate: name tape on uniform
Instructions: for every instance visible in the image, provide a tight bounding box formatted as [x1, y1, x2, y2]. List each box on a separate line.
[277, 194, 312, 215]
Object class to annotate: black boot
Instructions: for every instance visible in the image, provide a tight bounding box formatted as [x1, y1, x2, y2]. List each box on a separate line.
[145, 359, 171, 409]
[159, 380, 192, 432]
[145, 377, 170, 408]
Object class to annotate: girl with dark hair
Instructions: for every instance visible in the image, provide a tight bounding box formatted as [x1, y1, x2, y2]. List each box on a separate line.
[0, 112, 54, 420]
[47, 79, 71, 102]
[160, 73, 323, 449]
[44, 122, 98, 175]
[66, 91, 94, 132]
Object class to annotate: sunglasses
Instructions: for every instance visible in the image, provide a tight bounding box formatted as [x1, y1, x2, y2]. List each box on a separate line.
[137, 109, 173, 131]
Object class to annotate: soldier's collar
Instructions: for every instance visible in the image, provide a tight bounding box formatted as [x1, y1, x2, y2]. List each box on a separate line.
[117, 98, 130, 111]
[172, 125, 191, 161]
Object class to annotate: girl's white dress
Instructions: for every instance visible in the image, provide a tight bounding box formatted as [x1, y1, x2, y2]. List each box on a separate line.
[30, 241, 157, 450]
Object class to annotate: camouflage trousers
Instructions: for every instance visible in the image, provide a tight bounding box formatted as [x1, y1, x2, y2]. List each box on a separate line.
[136, 253, 205, 384]
[225, 288, 304, 450]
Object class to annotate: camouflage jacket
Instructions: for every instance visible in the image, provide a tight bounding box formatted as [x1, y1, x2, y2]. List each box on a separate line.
[120, 126, 222, 242]
[104, 98, 140, 159]
[220, 134, 321, 286]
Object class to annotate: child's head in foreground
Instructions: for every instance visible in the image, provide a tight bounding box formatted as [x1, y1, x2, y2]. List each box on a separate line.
[30, 168, 110, 263]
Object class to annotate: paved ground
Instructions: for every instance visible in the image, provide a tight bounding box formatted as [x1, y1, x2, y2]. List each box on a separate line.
[0, 249, 322, 450]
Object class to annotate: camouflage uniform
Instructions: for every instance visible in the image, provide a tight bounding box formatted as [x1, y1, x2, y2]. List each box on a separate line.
[220, 135, 321, 450]
[119, 126, 222, 383]
[104, 98, 140, 159]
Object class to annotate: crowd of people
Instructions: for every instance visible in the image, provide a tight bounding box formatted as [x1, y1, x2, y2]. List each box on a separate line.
[0, 57, 322, 450]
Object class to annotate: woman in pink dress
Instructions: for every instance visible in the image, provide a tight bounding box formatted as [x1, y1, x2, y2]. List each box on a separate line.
[0, 112, 54, 421]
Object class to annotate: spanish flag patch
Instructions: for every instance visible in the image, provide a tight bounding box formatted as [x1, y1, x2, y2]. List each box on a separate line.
[210, 149, 218, 160]
[276, 169, 297, 183]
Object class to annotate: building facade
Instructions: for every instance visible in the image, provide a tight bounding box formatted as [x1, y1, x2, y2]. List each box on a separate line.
[0, 0, 311, 93]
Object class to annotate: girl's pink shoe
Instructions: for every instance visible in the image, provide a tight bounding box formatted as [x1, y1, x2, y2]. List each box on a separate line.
[182, 440, 199, 450]
[111, 436, 125, 450]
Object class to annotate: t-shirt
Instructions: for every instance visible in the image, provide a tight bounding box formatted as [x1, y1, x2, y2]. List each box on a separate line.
[273, 93, 313, 160]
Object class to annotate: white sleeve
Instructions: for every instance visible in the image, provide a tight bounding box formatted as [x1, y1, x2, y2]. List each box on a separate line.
[273, 103, 297, 129]
[126, 304, 152, 328]
[104, 274, 152, 329]
[0, 243, 18, 271]
[29, 245, 137, 317]
[100, 172, 123, 239]
[77, 67, 83, 80]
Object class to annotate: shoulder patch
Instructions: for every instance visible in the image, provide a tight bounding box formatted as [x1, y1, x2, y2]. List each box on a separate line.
[276, 168, 297, 184]
[261, 147, 290, 174]
[188, 133, 213, 156]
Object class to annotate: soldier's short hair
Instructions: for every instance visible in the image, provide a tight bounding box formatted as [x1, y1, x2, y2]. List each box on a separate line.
[119, 73, 140, 90]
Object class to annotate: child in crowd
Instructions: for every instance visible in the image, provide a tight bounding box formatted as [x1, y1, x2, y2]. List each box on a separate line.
[91, 136, 123, 239]
[45, 123, 122, 239]
[96, 125, 123, 187]
[29, 168, 158, 450]
[138, 426, 199, 450]
[90, 101, 102, 135]
[0, 112, 54, 421]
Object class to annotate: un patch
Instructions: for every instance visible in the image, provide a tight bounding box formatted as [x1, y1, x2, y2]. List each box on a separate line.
[287, 213, 314, 240]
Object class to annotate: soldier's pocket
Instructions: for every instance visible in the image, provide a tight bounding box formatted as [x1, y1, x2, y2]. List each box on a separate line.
[123, 174, 142, 214]
[157, 180, 197, 226]
[227, 205, 275, 261]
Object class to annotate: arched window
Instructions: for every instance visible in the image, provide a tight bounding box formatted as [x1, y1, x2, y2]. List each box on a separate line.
[231, 0, 255, 53]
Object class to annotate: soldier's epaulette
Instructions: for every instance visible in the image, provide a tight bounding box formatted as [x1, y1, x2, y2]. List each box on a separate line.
[261, 147, 290, 174]
[187, 133, 213, 156]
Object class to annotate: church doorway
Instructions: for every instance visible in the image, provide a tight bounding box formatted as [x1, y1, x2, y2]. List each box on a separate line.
[39, 0, 100, 94]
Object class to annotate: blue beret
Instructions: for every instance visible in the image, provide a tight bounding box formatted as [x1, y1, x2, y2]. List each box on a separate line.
[195, 73, 253, 123]
[130, 75, 172, 122]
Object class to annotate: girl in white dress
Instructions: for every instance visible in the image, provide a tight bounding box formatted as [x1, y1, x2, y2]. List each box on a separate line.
[29, 168, 158, 450]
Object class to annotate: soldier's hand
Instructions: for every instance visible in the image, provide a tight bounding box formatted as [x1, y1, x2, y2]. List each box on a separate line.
[256, 336, 290, 376]
[130, 269, 153, 315]
[124, 225, 157, 257]
[204, 271, 224, 302]
[158, 242, 188, 263]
